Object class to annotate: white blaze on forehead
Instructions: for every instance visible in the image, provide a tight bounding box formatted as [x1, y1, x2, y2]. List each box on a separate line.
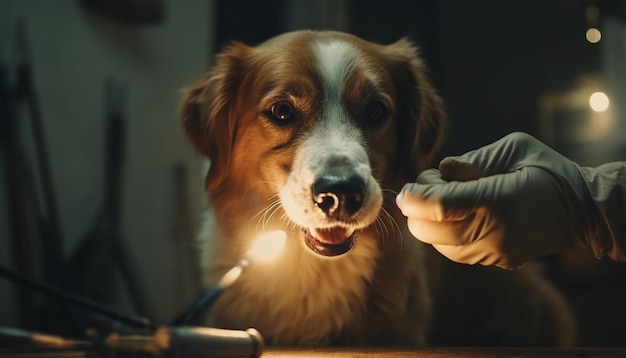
[313, 40, 359, 100]
[306, 39, 369, 167]
[312, 39, 362, 144]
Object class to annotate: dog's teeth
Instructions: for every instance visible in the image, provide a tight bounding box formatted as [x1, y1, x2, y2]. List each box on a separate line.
[310, 227, 354, 244]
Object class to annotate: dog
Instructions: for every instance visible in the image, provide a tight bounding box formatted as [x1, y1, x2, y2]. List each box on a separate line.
[180, 30, 576, 346]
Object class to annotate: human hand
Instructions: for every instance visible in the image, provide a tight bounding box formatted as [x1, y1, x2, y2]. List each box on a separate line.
[396, 132, 600, 269]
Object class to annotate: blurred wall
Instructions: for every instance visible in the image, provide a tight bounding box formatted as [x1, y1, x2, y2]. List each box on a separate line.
[0, 0, 213, 326]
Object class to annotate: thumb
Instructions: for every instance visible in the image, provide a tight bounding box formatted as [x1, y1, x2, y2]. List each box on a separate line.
[438, 157, 485, 182]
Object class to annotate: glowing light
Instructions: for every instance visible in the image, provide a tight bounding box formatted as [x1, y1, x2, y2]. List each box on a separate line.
[218, 265, 244, 287]
[170, 231, 287, 325]
[245, 231, 286, 261]
[586, 28, 602, 43]
[589, 92, 609, 112]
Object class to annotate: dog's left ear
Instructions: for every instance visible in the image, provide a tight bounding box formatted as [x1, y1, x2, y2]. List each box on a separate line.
[385, 39, 446, 182]
[180, 42, 250, 190]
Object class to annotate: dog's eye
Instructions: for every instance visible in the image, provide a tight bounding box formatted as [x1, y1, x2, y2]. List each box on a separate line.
[270, 102, 294, 122]
[366, 101, 388, 124]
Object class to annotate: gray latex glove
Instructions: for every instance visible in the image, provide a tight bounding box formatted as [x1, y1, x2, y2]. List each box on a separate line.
[397, 132, 626, 269]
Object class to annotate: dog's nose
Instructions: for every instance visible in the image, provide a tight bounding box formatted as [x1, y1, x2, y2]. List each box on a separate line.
[312, 175, 365, 219]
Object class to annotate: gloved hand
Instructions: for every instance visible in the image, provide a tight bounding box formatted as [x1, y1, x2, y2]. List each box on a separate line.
[396, 132, 625, 269]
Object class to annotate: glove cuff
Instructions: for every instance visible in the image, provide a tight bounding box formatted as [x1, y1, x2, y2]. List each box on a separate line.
[579, 163, 626, 261]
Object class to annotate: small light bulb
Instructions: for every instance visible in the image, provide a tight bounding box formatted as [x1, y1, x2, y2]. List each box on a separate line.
[589, 92, 609, 112]
[586, 28, 602, 43]
[170, 231, 287, 325]
[245, 231, 287, 262]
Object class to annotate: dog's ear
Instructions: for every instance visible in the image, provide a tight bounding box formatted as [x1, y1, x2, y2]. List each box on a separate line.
[180, 42, 250, 190]
[385, 39, 446, 182]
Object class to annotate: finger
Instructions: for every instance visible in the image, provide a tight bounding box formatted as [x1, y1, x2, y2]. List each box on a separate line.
[433, 243, 521, 270]
[405, 204, 498, 246]
[395, 169, 445, 216]
[398, 175, 500, 222]
[406, 216, 478, 245]
[416, 168, 448, 185]
[439, 132, 539, 181]
[438, 157, 485, 182]
[397, 183, 471, 222]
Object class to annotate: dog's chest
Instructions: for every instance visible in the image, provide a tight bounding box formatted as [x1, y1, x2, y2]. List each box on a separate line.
[206, 229, 383, 345]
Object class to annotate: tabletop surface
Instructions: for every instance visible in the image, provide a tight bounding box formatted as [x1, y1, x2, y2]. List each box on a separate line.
[263, 347, 626, 358]
[2, 346, 626, 357]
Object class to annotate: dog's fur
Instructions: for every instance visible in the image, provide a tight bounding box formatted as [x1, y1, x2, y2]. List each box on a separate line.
[181, 30, 576, 346]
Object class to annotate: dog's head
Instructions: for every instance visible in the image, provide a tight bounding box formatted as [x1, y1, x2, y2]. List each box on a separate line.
[181, 31, 445, 258]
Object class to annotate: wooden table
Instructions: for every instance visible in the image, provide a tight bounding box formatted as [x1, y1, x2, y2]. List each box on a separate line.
[264, 347, 626, 358]
[2, 347, 626, 357]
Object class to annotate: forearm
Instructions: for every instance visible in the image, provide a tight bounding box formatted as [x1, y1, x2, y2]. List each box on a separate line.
[580, 162, 626, 261]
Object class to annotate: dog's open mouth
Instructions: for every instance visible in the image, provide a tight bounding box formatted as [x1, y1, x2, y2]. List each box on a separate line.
[304, 227, 355, 257]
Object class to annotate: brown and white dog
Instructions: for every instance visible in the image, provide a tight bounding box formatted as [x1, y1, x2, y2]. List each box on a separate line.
[180, 30, 576, 346]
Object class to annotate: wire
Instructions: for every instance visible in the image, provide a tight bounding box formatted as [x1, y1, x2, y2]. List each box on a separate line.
[0, 264, 155, 330]
[170, 285, 223, 326]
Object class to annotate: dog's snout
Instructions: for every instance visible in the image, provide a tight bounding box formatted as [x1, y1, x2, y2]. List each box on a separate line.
[312, 175, 365, 219]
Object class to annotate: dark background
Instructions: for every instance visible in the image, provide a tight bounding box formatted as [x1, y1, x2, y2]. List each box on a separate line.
[216, 0, 626, 163]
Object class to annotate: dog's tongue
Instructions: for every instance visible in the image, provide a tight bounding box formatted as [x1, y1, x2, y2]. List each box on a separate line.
[310, 227, 354, 245]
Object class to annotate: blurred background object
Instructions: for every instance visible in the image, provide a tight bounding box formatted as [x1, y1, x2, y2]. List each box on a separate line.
[0, 0, 624, 347]
[0, 0, 211, 334]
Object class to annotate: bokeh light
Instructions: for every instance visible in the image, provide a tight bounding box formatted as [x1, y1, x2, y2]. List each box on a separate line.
[586, 28, 602, 43]
[589, 92, 610, 112]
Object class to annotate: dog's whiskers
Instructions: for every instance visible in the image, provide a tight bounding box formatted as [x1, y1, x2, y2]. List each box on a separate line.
[263, 202, 282, 229]
[379, 207, 402, 248]
[373, 216, 389, 244]
[381, 187, 399, 196]
[376, 188, 403, 247]
[252, 194, 283, 232]
[248, 190, 302, 241]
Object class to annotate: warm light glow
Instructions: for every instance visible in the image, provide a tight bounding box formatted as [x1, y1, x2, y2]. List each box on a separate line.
[586, 28, 602, 43]
[589, 92, 610, 112]
[245, 231, 287, 261]
[218, 265, 244, 288]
